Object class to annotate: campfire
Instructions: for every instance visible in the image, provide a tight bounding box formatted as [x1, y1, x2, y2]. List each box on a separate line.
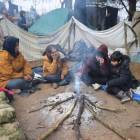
[28, 79, 129, 140]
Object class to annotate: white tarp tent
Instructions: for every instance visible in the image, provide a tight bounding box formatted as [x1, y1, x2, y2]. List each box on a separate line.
[0, 16, 138, 61]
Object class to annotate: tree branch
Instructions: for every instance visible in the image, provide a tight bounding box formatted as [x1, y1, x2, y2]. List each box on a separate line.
[119, 0, 130, 15]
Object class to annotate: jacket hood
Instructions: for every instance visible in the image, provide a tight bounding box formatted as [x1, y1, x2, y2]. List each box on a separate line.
[122, 55, 131, 69]
[95, 44, 110, 64]
[20, 11, 25, 17]
[2, 36, 19, 58]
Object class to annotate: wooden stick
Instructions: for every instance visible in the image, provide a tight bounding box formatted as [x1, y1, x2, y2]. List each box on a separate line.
[124, 23, 128, 55]
[132, 19, 140, 28]
[37, 99, 77, 140]
[28, 96, 74, 113]
[85, 97, 126, 112]
[126, 24, 138, 48]
[85, 102, 129, 140]
[74, 95, 84, 140]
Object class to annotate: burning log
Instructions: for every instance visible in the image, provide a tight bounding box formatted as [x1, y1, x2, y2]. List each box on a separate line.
[85, 102, 130, 140]
[74, 95, 84, 140]
[37, 99, 78, 140]
[85, 97, 126, 113]
[28, 96, 74, 113]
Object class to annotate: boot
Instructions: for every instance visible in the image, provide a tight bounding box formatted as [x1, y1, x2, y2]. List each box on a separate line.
[116, 91, 131, 104]
[125, 89, 133, 99]
[58, 79, 67, 86]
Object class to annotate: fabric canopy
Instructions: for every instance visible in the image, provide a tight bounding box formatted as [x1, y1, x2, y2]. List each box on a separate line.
[0, 16, 137, 61]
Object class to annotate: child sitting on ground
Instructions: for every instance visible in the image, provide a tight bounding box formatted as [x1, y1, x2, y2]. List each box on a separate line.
[43, 45, 71, 89]
[106, 51, 133, 104]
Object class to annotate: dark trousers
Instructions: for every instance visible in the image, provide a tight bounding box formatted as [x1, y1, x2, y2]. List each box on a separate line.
[44, 72, 71, 84]
[81, 72, 109, 86]
[106, 85, 130, 95]
[5, 73, 34, 90]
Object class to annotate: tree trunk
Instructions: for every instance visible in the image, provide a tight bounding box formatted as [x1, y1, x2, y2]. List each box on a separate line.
[128, 0, 136, 21]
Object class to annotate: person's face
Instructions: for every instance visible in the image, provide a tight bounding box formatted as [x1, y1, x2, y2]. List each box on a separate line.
[2, 8, 7, 14]
[108, 13, 111, 17]
[23, 13, 25, 17]
[111, 60, 121, 66]
[15, 41, 19, 53]
[96, 56, 103, 62]
[50, 48, 58, 57]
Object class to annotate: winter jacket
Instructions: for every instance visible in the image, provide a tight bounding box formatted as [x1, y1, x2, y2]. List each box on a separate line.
[0, 50, 33, 88]
[18, 11, 28, 31]
[80, 45, 110, 77]
[18, 17, 28, 31]
[107, 55, 132, 88]
[2, 13, 18, 21]
[43, 54, 68, 77]
[104, 16, 113, 29]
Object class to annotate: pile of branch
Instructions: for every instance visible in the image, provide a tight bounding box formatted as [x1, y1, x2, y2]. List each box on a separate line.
[31, 94, 129, 140]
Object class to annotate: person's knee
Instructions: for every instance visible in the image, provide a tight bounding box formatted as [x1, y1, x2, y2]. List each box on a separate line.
[44, 75, 53, 82]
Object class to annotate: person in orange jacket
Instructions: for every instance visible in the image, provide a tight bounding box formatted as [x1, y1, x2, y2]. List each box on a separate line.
[0, 36, 40, 90]
[43, 45, 71, 89]
[1, 7, 18, 21]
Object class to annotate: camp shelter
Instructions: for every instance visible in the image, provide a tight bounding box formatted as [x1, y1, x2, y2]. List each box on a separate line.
[86, 5, 119, 30]
[132, 11, 140, 48]
[0, 14, 138, 61]
[28, 8, 74, 35]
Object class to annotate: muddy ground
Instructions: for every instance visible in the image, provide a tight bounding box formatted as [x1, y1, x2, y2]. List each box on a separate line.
[13, 62, 140, 140]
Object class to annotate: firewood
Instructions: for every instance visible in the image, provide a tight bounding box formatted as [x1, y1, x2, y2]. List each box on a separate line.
[85, 97, 126, 112]
[28, 96, 74, 113]
[85, 102, 130, 140]
[37, 99, 77, 140]
[74, 95, 84, 140]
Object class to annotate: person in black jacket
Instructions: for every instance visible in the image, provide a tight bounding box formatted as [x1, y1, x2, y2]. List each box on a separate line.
[18, 11, 28, 31]
[104, 13, 113, 30]
[106, 51, 133, 104]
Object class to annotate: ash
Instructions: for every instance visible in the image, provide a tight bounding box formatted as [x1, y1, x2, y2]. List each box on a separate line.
[40, 92, 104, 128]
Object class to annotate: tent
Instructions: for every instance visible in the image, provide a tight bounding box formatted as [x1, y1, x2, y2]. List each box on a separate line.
[0, 15, 138, 61]
[28, 8, 74, 35]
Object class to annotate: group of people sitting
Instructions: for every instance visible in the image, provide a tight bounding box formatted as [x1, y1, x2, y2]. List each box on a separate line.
[0, 36, 133, 104]
[1, 7, 31, 31]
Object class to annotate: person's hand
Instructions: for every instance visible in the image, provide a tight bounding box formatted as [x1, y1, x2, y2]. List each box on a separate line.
[24, 75, 29, 81]
[26, 74, 32, 81]
[75, 72, 82, 77]
[61, 74, 64, 80]
[52, 53, 59, 61]
[99, 58, 105, 66]
[106, 83, 108, 87]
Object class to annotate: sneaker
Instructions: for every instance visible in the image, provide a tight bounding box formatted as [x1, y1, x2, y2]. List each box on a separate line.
[52, 83, 58, 89]
[125, 89, 133, 99]
[121, 94, 131, 104]
[32, 78, 42, 86]
[58, 79, 67, 86]
[92, 83, 101, 90]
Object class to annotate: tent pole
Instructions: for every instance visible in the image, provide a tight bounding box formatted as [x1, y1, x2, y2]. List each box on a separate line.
[124, 23, 129, 54]
[68, 19, 74, 59]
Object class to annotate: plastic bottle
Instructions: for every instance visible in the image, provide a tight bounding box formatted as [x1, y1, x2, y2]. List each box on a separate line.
[75, 74, 81, 94]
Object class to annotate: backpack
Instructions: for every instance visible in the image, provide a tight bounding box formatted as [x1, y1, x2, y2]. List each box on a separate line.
[69, 39, 88, 62]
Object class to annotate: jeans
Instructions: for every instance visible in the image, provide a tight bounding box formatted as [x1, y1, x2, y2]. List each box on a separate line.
[6, 73, 34, 90]
[44, 72, 71, 84]
[106, 85, 130, 95]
